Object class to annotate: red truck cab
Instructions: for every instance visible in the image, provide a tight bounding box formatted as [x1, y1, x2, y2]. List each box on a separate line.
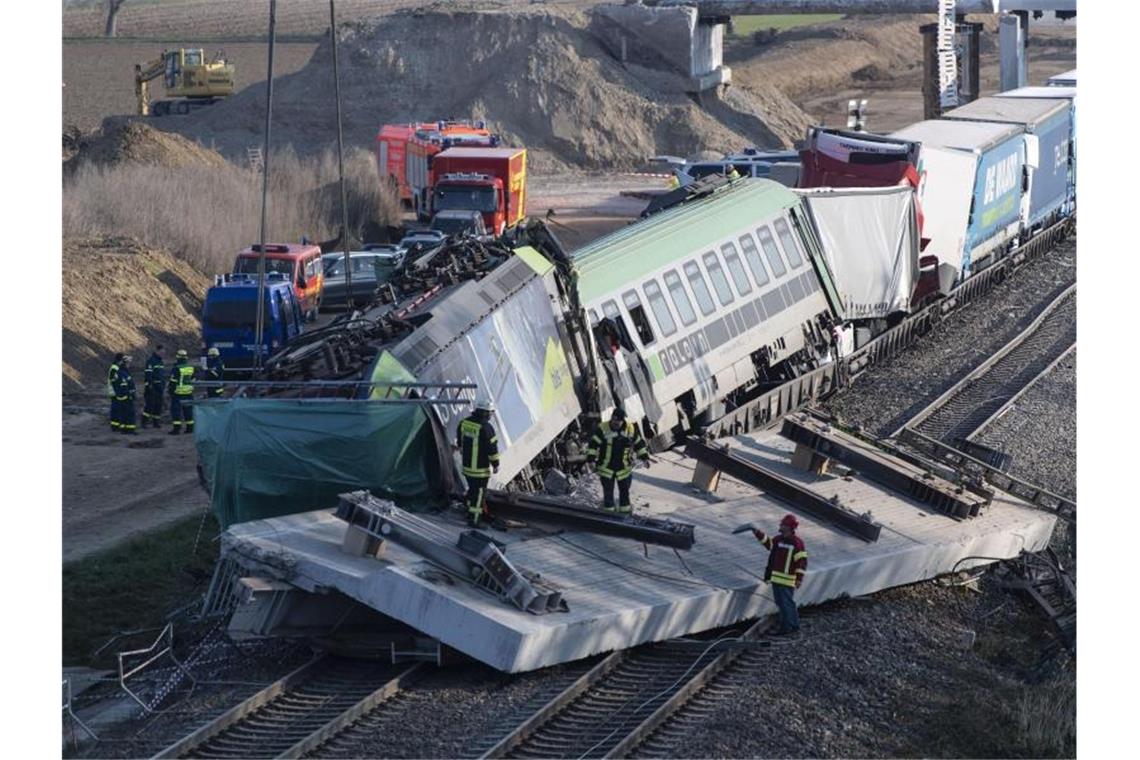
[430, 147, 527, 236]
[376, 121, 499, 219]
[233, 243, 324, 321]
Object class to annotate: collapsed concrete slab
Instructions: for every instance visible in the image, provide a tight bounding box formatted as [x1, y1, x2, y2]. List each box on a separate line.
[219, 428, 1055, 673]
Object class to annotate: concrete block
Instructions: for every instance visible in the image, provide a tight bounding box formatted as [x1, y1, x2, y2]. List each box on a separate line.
[791, 443, 833, 476]
[687, 66, 732, 94]
[341, 524, 384, 558]
[691, 460, 721, 492]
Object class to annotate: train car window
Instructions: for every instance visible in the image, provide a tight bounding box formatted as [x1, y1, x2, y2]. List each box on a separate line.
[643, 280, 678, 337]
[702, 252, 735, 306]
[720, 242, 753, 296]
[683, 261, 716, 316]
[773, 219, 805, 269]
[588, 308, 601, 327]
[663, 270, 696, 326]
[622, 290, 656, 346]
[738, 233, 770, 287]
[756, 226, 787, 278]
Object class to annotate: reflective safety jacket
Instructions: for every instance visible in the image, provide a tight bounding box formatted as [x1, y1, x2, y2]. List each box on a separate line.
[205, 358, 225, 398]
[112, 365, 135, 401]
[107, 361, 120, 398]
[144, 352, 165, 391]
[457, 413, 500, 478]
[755, 530, 807, 589]
[169, 361, 195, 397]
[587, 421, 649, 480]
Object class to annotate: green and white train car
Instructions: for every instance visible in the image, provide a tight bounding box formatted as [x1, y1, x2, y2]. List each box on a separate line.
[570, 180, 842, 440]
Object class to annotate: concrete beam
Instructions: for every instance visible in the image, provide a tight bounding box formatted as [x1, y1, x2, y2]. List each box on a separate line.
[650, 1, 1075, 14]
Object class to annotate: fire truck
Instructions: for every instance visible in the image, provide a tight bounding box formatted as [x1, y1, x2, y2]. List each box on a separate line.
[376, 120, 500, 220]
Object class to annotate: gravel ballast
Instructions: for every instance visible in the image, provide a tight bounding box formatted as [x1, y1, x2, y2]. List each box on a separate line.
[825, 238, 1077, 437]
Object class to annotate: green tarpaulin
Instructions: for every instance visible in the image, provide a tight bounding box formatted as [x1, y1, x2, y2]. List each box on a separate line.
[196, 397, 448, 529]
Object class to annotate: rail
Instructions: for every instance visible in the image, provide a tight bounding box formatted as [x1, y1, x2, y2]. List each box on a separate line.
[479, 617, 774, 758]
[152, 656, 422, 759]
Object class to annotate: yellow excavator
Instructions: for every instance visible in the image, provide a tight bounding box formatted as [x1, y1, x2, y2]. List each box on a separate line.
[134, 49, 235, 117]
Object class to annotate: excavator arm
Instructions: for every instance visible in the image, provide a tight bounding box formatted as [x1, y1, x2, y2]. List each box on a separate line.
[134, 54, 167, 116]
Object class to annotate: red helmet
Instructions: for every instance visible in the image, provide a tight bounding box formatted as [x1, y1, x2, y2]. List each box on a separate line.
[780, 514, 799, 530]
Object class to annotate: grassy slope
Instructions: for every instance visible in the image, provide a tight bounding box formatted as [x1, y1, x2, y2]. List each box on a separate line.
[731, 14, 844, 36]
[62, 513, 219, 666]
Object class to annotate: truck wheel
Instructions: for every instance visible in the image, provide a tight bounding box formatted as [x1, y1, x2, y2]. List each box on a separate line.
[153, 101, 168, 117]
[176, 101, 190, 115]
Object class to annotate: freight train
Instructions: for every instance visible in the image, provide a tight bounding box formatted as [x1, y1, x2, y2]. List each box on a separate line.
[199, 79, 1076, 521]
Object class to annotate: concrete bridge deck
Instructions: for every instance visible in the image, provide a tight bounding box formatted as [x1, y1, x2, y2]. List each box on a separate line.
[222, 429, 1055, 672]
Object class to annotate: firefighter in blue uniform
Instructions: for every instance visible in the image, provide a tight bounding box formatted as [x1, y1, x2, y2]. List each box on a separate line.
[142, 344, 165, 428]
[168, 349, 196, 434]
[586, 408, 650, 513]
[110, 355, 138, 434]
[457, 397, 501, 527]
[204, 347, 225, 398]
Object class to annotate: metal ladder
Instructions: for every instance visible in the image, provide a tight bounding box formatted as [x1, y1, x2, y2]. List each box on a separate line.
[246, 145, 264, 172]
[938, 0, 960, 110]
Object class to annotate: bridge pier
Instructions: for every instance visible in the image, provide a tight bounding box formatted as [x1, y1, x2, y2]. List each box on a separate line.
[593, 3, 732, 95]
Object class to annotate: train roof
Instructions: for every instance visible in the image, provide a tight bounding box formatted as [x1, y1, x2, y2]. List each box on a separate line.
[890, 119, 1024, 154]
[570, 179, 798, 304]
[943, 96, 1069, 128]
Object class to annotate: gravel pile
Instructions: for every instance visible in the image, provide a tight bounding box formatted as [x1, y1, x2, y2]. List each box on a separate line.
[664, 584, 1075, 758]
[825, 238, 1077, 437]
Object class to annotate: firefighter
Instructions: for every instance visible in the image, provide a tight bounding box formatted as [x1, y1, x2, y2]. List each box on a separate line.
[204, 347, 225, 398]
[142, 344, 165, 428]
[457, 397, 501, 527]
[111, 355, 138, 434]
[741, 514, 808, 635]
[107, 353, 124, 431]
[168, 349, 196, 435]
[586, 408, 649, 514]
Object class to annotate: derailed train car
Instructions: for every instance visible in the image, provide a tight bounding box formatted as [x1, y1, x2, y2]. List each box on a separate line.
[199, 75, 1075, 522]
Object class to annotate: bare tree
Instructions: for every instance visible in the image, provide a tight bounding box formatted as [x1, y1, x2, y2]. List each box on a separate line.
[104, 0, 127, 38]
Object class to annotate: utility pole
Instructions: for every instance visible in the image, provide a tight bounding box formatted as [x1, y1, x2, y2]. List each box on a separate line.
[330, 0, 353, 311]
[254, 0, 278, 372]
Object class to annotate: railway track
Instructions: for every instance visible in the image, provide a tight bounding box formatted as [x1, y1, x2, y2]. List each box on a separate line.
[478, 618, 773, 759]
[894, 283, 1076, 444]
[152, 655, 420, 759]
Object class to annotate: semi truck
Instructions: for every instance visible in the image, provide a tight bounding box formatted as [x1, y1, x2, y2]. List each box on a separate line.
[376, 121, 500, 219]
[429, 147, 527, 236]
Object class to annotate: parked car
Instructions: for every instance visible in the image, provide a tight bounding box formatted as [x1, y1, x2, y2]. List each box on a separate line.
[430, 209, 490, 238]
[320, 251, 402, 309]
[398, 229, 446, 251]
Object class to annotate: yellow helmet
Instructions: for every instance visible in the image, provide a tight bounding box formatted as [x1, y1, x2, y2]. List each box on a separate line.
[176, 349, 189, 359]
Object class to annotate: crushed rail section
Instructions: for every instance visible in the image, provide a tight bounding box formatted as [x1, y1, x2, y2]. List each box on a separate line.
[335, 491, 569, 614]
[483, 490, 696, 550]
[780, 412, 990, 520]
[683, 438, 882, 542]
[894, 428, 1075, 522]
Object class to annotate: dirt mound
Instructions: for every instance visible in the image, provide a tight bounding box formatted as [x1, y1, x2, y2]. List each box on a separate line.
[152, 7, 812, 172]
[67, 121, 230, 172]
[729, 16, 928, 101]
[63, 237, 210, 396]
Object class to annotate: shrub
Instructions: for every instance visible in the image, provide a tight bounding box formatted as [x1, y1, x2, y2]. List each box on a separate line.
[62, 146, 399, 274]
